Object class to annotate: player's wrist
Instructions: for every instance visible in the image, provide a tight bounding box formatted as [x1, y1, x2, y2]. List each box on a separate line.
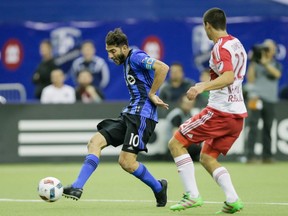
[148, 92, 156, 97]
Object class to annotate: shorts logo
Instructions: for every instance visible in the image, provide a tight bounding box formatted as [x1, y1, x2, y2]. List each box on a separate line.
[127, 146, 134, 150]
[187, 134, 193, 139]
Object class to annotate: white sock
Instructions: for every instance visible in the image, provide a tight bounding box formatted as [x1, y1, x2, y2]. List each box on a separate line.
[174, 154, 199, 198]
[213, 167, 239, 203]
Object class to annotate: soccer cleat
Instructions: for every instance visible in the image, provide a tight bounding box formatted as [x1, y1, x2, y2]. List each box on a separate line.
[170, 192, 203, 211]
[62, 185, 83, 200]
[154, 179, 168, 207]
[216, 199, 243, 214]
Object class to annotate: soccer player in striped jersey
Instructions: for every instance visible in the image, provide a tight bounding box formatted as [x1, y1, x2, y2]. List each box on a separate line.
[169, 8, 247, 214]
[63, 28, 169, 207]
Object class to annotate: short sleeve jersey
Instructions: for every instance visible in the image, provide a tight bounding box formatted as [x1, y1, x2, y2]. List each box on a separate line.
[121, 49, 158, 122]
[208, 35, 248, 118]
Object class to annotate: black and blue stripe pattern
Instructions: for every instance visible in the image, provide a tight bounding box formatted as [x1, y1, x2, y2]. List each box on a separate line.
[122, 49, 158, 122]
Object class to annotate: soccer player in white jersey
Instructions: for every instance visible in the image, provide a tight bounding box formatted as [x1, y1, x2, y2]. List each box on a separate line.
[168, 8, 247, 214]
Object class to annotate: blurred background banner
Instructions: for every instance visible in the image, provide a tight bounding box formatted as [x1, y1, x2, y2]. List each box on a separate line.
[0, 18, 287, 101]
[0, 102, 287, 163]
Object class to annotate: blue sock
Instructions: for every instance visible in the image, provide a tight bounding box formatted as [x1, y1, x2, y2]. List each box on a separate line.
[132, 163, 162, 193]
[72, 154, 99, 189]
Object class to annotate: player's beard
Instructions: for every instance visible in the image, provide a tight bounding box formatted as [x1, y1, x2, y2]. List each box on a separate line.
[113, 52, 126, 65]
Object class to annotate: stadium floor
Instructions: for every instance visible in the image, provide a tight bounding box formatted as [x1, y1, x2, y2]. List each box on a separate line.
[1, 162, 287, 216]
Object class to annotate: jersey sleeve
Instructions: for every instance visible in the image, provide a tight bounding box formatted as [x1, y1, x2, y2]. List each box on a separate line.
[131, 51, 156, 70]
[218, 47, 233, 74]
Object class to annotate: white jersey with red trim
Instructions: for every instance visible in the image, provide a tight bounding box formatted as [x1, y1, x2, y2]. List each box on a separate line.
[208, 35, 248, 118]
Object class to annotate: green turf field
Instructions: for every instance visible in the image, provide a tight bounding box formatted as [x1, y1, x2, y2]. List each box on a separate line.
[1, 161, 288, 216]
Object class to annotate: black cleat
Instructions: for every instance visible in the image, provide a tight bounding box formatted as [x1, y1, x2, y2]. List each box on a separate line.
[154, 179, 168, 207]
[62, 185, 83, 200]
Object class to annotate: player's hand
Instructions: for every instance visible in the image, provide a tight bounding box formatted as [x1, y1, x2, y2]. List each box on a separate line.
[149, 94, 169, 110]
[186, 83, 205, 100]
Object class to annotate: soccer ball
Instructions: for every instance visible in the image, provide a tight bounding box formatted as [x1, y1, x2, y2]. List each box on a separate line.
[38, 177, 63, 202]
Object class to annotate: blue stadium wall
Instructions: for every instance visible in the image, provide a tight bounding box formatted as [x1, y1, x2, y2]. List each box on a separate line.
[0, 18, 288, 101]
[1, 0, 287, 22]
[1, 0, 288, 101]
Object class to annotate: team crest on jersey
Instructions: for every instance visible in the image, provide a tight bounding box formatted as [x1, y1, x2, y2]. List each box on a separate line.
[217, 61, 224, 72]
[127, 75, 136, 85]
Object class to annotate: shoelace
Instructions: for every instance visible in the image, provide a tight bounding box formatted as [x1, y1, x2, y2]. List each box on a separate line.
[222, 202, 236, 213]
[178, 193, 195, 204]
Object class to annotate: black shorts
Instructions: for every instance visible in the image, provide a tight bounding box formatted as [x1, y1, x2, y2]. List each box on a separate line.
[97, 113, 156, 154]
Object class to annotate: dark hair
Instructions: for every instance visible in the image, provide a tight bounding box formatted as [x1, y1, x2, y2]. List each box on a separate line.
[40, 39, 52, 47]
[203, 8, 226, 30]
[105, 28, 129, 47]
[81, 40, 95, 49]
[170, 61, 184, 69]
[77, 69, 93, 77]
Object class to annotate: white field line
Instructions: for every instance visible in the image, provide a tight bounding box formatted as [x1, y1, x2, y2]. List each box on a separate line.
[0, 198, 288, 206]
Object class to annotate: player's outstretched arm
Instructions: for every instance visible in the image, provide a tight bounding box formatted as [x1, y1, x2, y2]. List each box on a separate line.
[187, 71, 234, 101]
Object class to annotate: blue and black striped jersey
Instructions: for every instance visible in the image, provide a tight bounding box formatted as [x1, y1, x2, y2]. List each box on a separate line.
[121, 49, 158, 122]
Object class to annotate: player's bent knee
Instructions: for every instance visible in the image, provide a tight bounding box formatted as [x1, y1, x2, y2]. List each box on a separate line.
[118, 157, 133, 173]
[199, 153, 217, 168]
[118, 153, 138, 173]
[168, 137, 178, 151]
[199, 154, 214, 172]
[168, 137, 185, 156]
[118, 157, 126, 170]
[199, 154, 207, 166]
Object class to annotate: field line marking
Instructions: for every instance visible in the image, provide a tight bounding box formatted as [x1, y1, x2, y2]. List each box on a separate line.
[0, 199, 42, 202]
[0, 198, 288, 206]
